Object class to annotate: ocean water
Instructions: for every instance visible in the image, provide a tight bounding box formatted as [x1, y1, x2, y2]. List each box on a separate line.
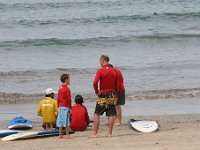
[1, 0, 200, 100]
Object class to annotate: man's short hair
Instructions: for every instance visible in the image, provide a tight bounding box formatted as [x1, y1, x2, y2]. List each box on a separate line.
[100, 55, 109, 62]
[75, 94, 83, 104]
[109, 64, 113, 68]
[60, 74, 70, 83]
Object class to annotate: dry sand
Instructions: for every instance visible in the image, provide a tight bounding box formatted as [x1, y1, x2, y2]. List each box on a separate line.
[1, 114, 200, 150]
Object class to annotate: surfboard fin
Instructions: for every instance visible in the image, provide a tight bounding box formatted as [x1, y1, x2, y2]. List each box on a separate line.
[130, 119, 140, 122]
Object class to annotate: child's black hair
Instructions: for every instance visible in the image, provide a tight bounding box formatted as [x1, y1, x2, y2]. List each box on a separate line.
[75, 94, 83, 105]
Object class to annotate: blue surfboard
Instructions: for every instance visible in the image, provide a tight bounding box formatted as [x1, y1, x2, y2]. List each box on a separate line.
[7, 116, 33, 129]
[37, 129, 74, 136]
[0, 130, 19, 137]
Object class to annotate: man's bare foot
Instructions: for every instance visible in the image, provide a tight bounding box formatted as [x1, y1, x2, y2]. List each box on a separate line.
[91, 134, 98, 138]
[107, 134, 112, 138]
[114, 123, 121, 126]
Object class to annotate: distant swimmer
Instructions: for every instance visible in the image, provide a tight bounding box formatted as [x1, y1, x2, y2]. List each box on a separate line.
[153, 12, 158, 15]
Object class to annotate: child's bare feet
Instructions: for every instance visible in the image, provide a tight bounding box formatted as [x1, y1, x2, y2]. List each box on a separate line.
[65, 134, 70, 139]
[58, 136, 63, 139]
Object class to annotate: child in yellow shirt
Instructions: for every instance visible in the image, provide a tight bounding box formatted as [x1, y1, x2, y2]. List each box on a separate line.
[37, 88, 58, 130]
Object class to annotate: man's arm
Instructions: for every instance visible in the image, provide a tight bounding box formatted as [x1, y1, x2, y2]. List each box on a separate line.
[84, 106, 90, 125]
[37, 102, 42, 116]
[54, 100, 58, 117]
[93, 70, 100, 95]
[115, 70, 119, 94]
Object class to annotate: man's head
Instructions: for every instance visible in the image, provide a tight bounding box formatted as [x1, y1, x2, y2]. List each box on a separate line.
[74, 94, 83, 105]
[60, 74, 70, 85]
[45, 88, 56, 98]
[99, 55, 109, 67]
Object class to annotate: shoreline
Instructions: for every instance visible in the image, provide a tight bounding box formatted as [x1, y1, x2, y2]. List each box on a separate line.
[1, 97, 200, 122]
[1, 114, 200, 150]
[1, 88, 200, 104]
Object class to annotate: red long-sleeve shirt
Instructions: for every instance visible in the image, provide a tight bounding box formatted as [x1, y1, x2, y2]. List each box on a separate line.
[70, 104, 90, 131]
[93, 64, 118, 94]
[57, 84, 72, 109]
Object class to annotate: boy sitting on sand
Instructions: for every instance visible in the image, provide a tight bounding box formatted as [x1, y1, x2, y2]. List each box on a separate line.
[70, 95, 90, 131]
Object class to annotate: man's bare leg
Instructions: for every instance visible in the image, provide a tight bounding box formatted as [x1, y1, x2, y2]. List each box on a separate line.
[108, 116, 115, 137]
[91, 113, 100, 138]
[115, 105, 122, 126]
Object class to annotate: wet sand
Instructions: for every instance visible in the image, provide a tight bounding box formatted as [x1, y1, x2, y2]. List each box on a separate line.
[1, 114, 200, 150]
[1, 97, 200, 149]
[1, 97, 200, 121]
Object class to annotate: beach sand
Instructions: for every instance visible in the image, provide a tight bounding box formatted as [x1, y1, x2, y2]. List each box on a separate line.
[1, 114, 200, 150]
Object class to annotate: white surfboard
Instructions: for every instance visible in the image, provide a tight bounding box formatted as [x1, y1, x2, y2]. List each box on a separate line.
[8, 124, 33, 130]
[1, 131, 38, 141]
[129, 119, 158, 133]
[88, 120, 94, 128]
[1, 129, 74, 141]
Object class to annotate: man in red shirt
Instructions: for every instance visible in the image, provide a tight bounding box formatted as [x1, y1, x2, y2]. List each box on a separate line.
[111, 65, 125, 126]
[92, 55, 118, 138]
[70, 95, 90, 131]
